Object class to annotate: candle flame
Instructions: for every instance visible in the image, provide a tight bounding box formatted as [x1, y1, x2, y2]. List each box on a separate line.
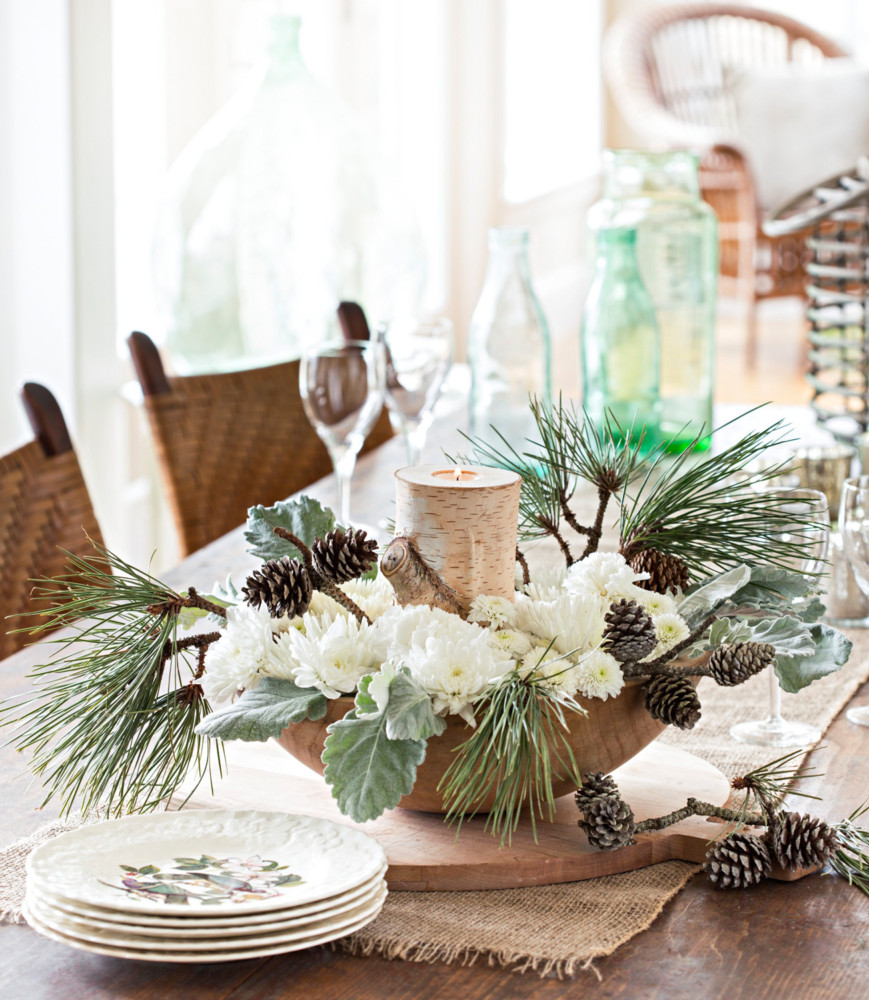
[453, 468, 462, 481]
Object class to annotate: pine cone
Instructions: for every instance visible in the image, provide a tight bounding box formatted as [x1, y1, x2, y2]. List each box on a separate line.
[644, 674, 701, 730]
[579, 795, 636, 851]
[704, 833, 771, 889]
[242, 556, 313, 618]
[628, 548, 690, 594]
[602, 599, 657, 663]
[312, 528, 378, 584]
[709, 642, 775, 687]
[574, 772, 619, 812]
[767, 812, 838, 871]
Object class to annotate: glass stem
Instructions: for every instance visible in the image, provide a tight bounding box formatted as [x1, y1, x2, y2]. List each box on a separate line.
[401, 416, 427, 467]
[767, 664, 783, 726]
[328, 443, 358, 525]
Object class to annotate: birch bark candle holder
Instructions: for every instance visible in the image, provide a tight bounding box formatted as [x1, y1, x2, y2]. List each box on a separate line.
[386, 464, 522, 607]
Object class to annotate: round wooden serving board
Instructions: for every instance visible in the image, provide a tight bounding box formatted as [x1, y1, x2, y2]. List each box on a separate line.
[177, 740, 813, 891]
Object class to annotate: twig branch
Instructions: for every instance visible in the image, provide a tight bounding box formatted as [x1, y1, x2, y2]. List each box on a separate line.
[516, 548, 530, 588]
[273, 526, 371, 624]
[634, 797, 766, 834]
[184, 588, 229, 619]
[622, 614, 718, 677]
[538, 516, 574, 567]
[159, 631, 222, 668]
[579, 486, 611, 561]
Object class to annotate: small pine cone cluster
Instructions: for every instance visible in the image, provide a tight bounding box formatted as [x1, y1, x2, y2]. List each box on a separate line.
[243, 556, 313, 618]
[709, 642, 775, 687]
[644, 674, 701, 730]
[704, 833, 771, 889]
[603, 599, 657, 663]
[312, 528, 378, 584]
[767, 811, 838, 871]
[579, 795, 636, 851]
[574, 772, 619, 811]
[628, 547, 690, 594]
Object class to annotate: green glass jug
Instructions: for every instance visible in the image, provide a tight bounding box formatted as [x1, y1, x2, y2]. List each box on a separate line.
[581, 226, 660, 445]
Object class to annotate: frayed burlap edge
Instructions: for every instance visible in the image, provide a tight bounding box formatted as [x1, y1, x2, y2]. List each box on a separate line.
[0, 816, 96, 924]
[338, 861, 700, 979]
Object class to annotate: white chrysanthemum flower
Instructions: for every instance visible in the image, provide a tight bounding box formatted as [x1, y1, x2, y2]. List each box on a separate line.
[468, 594, 515, 628]
[522, 565, 567, 602]
[373, 603, 470, 657]
[288, 615, 383, 698]
[650, 613, 690, 655]
[201, 604, 278, 704]
[520, 645, 581, 697]
[574, 649, 624, 701]
[488, 627, 532, 659]
[512, 592, 606, 656]
[565, 552, 648, 601]
[401, 620, 513, 725]
[637, 590, 678, 617]
[339, 575, 395, 621]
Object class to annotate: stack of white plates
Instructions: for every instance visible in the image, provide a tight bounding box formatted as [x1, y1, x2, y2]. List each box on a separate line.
[23, 810, 387, 962]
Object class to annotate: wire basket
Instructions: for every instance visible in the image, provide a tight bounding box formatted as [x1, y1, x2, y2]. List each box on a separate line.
[765, 163, 869, 440]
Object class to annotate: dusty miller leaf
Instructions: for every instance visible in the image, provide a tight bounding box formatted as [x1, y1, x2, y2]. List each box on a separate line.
[322, 710, 426, 822]
[730, 566, 817, 609]
[244, 496, 336, 562]
[386, 672, 447, 741]
[195, 678, 327, 742]
[775, 623, 852, 694]
[678, 565, 751, 626]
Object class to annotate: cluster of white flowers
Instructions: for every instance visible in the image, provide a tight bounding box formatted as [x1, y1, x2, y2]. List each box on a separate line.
[203, 552, 690, 724]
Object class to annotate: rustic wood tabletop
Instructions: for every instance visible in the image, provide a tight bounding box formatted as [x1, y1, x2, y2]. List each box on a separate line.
[2, 409, 868, 1000]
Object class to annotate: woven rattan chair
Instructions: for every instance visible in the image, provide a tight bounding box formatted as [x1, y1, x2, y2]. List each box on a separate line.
[604, 3, 846, 359]
[128, 332, 394, 556]
[0, 384, 103, 659]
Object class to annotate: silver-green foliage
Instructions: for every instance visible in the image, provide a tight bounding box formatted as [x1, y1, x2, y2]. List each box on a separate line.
[196, 678, 327, 742]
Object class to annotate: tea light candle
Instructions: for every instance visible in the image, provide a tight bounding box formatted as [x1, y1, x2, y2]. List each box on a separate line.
[393, 464, 522, 604]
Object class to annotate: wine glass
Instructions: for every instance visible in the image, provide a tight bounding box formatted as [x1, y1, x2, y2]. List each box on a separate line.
[299, 339, 386, 526]
[839, 476, 869, 726]
[730, 488, 830, 747]
[375, 317, 454, 466]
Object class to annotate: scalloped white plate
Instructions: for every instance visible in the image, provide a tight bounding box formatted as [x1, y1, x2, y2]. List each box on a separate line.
[27, 862, 387, 929]
[25, 884, 386, 953]
[27, 810, 386, 916]
[22, 888, 386, 963]
[26, 877, 385, 940]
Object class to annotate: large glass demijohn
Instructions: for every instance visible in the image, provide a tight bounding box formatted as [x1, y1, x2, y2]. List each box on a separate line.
[152, 15, 425, 374]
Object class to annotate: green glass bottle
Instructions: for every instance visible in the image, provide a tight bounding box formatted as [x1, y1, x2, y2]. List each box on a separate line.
[592, 150, 718, 451]
[581, 227, 660, 446]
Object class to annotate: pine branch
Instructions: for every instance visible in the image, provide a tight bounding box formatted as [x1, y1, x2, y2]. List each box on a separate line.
[0, 539, 225, 817]
[619, 410, 819, 579]
[440, 672, 586, 845]
[831, 801, 869, 896]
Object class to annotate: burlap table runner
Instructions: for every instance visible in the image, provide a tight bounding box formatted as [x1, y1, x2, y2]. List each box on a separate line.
[3, 629, 867, 977]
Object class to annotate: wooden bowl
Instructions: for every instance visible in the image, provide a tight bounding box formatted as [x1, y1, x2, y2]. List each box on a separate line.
[275, 678, 670, 814]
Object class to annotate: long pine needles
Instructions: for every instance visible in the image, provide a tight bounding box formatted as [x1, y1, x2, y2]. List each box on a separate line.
[1, 542, 225, 817]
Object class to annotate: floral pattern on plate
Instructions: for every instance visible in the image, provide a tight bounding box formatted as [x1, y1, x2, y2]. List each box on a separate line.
[106, 854, 304, 906]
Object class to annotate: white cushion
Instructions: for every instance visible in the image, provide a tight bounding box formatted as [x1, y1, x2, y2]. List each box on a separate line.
[731, 59, 869, 210]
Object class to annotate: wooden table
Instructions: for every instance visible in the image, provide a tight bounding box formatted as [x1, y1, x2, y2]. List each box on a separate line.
[2, 414, 869, 1000]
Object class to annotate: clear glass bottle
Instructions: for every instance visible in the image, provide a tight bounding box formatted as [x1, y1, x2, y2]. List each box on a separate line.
[581, 227, 660, 444]
[586, 150, 718, 451]
[468, 227, 551, 446]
